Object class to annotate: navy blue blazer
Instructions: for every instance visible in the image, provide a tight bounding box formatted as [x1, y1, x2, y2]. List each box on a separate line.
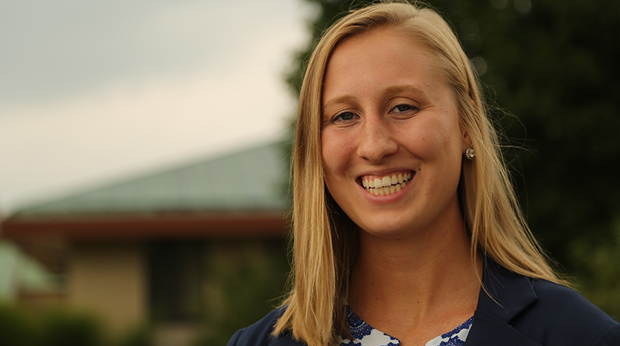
[227, 260, 620, 346]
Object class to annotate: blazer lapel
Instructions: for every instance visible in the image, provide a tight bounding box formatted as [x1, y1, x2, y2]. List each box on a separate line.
[465, 259, 542, 346]
[466, 310, 541, 346]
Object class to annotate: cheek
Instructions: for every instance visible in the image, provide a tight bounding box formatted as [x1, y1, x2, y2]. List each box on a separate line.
[321, 130, 353, 176]
[398, 120, 446, 158]
[401, 117, 463, 165]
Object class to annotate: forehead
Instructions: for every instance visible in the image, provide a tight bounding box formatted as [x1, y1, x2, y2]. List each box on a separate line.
[322, 27, 451, 102]
[333, 26, 439, 67]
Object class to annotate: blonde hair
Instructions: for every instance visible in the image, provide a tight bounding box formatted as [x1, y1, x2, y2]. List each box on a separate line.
[274, 2, 564, 345]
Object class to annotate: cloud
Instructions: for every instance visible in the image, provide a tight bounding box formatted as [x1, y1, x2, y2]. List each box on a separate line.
[0, 0, 309, 211]
[0, 0, 305, 106]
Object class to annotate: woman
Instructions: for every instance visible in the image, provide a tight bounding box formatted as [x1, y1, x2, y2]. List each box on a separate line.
[228, 2, 620, 345]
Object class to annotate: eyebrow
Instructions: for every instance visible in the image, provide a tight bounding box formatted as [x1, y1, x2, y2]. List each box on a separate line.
[322, 84, 431, 113]
[384, 84, 430, 98]
[322, 95, 356, 113]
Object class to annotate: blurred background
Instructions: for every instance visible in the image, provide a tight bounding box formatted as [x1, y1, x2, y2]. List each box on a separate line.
[1, 0, 619, 345]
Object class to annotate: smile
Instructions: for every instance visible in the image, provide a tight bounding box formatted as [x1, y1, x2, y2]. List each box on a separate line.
[360, 172, 414, 196]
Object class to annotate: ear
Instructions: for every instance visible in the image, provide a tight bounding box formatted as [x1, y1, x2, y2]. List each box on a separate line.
[461, 127, 471, 153]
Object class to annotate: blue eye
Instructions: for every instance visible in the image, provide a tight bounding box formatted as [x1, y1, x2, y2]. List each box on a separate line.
[394, 104, 416, 113]
[333, 112, 356, 123]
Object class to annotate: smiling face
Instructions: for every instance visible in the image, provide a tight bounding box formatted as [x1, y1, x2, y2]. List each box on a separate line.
[321, 27, 469, 240]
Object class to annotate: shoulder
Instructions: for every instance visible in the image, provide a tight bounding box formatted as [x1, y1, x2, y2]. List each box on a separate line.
[478, 261, 620, 345]
[515, 278, 620, 345]
[529, 279, 613, 323]
[226, 307, 305, 346]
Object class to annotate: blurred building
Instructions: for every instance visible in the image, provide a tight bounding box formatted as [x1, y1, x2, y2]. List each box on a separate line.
[0, 142, 290, 344]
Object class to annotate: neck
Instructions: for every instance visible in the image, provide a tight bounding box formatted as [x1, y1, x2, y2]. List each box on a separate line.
[348, 202, 481, 339]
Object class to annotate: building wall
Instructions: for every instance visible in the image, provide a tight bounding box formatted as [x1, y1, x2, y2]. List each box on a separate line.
[67, 241, 147, 334]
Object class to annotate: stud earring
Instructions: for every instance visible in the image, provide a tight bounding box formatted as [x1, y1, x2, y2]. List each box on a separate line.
[465, 147, 475, 160]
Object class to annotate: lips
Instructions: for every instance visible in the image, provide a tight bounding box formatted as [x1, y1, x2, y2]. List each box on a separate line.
[360, 171, 414, 196]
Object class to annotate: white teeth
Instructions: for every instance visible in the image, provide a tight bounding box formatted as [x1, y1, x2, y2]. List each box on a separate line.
[374, 178, 382, 188]
[362, 171, 414, 196]
[382, 176, 391, 187]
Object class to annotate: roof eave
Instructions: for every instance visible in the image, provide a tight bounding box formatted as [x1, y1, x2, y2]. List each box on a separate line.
[1, 211, 289, 241]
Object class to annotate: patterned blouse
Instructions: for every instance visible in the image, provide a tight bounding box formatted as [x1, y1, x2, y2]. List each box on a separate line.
[338, 307, 474, 346]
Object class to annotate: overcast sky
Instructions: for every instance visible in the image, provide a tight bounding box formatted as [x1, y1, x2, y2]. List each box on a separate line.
[0, 0, 311, 214]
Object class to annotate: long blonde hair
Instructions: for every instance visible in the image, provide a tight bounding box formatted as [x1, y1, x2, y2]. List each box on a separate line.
[274, 2, 563, 345]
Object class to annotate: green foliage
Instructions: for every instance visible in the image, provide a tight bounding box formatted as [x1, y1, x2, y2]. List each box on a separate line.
[113, 325, 153, 346]
[0, 305, 152, 346]
[286, 0, 620, 317]
[195, 240, 289, 346]
[570, 221, 620, 320]
[0, 305, 41, 346]
[428, 0, 620, 271]
[41, 310, 102, 346]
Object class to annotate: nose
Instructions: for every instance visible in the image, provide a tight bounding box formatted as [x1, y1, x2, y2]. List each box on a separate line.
[356, 116, 398, 163]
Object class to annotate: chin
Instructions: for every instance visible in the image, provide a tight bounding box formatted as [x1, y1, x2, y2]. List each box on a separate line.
[357, 221, 418, 241]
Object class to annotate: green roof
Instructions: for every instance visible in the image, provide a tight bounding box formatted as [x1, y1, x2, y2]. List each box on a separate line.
[14, 142, 290, 217]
